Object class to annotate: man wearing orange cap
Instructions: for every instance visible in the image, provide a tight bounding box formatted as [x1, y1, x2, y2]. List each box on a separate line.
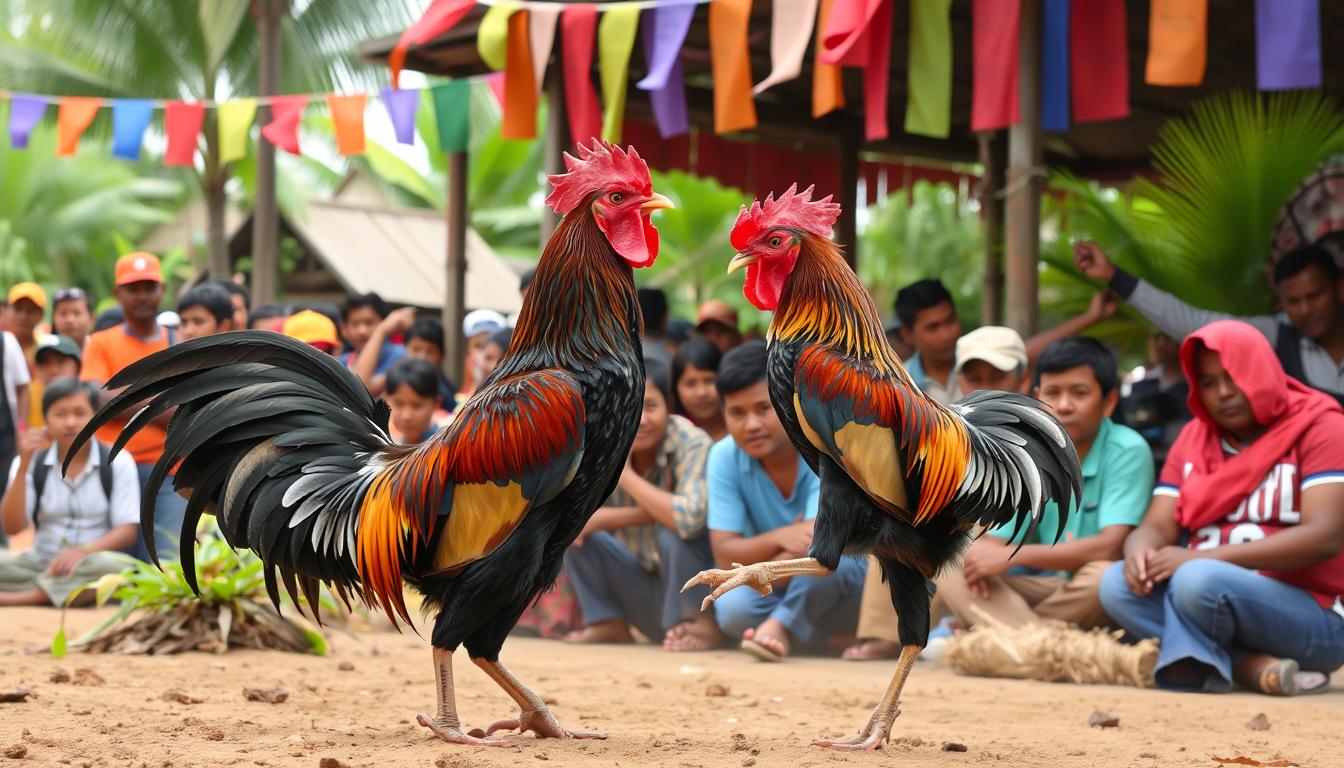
[7, 283, 48, 429]
[80, 252, 184, 561]
[695, 299, 744, 355]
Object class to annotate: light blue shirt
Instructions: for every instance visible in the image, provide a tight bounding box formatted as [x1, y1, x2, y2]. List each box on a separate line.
[706, 437, 820, 537]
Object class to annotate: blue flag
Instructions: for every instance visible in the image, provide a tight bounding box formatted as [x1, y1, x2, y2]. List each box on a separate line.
[112, 99, 155, 160]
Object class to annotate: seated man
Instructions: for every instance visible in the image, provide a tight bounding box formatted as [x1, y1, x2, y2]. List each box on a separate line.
[936, 337, 1153, 629]
[383, 357, 450, 444]
[176, 283, 237, 342]
[706, 341, 866, 661]
[1101, 321, 1344, 695]
[562, 357, 718, 651]
[0, 378, 140, 606]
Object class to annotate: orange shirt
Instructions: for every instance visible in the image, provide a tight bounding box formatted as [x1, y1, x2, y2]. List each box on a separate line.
[80, 324, 171, 465]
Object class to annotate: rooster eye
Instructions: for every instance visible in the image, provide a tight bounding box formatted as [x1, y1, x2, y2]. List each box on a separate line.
[769, 236, 783, 247]
[609, 192, 624, 204]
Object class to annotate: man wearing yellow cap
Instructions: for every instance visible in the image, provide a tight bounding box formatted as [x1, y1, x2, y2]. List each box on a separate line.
[7, 283, 47, 428]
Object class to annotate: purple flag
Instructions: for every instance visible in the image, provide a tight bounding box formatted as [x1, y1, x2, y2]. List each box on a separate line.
[1255, 0, 1321, 90]
[638, 7, 691, 139]
[8, 94, 47, 149]
[380, 86, 421, 145]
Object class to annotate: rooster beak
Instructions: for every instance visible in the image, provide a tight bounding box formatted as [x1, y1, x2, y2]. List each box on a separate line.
[640, 193, 675, 212]
[727, 252, 758, 274]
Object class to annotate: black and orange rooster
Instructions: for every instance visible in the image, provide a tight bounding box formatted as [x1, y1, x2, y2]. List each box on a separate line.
[68, 140, 673, 747]
[686, 186, 1081, 750]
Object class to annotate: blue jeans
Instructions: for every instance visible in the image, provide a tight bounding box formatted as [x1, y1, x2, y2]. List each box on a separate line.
[135, 462, 188, 563]
[563, 528, 716, 639]
[1099, 559, 1344, 691]
[714, 555, 866, 653]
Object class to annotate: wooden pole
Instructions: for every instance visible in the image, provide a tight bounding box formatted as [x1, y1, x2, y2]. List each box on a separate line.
[1004, 0, 1043, 336]
[443, 151, 469, 385]
[250, 0, 285, 305]
[540, 60, 568, 242]
[978, 131, 1006, 326]
[838, 121, 861, 269]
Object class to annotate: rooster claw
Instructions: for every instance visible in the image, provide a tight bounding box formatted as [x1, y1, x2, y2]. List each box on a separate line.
[416, 714, 513, 747]
[483, 708, 607, 740]
[682, 563, 776, 612]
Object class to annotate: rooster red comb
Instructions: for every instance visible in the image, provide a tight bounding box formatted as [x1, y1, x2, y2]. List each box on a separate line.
[545, 140, 653, 214]
[730, 184, 842, 251]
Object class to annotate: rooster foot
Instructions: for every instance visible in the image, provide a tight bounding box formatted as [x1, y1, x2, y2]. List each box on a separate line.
[682, 562, 777, 612]
[416, 713, 513, 747]
[483, 707, 607, 740]
[811, 708, 898, 751]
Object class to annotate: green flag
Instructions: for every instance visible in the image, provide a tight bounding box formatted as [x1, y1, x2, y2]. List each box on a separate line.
[905, 0, 952, 139]
[432, 81, 471, 153]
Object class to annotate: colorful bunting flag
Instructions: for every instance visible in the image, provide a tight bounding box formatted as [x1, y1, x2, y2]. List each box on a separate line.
[380, 88, 420, 145]
[1255, 0, 1321, 91]
[218, 99, 258, 163]
[1040, 0, 1070, 132]
[56, 97, 101, 157]
[431, 81, 471, 153]
[598, 4, 640, 143]
[709, 0, 757, 135]
[486, 72, 507, 106]
[111, 99, 155, 161]
[164, 101, 205, 166]
[327, 93, 367, 156]
[821, 0, 893, 141]
[562, 4, 602, 144]
[502, 10, 538, 139]
[905, 0, 952, 139]
[638, 2, 695, 139]
[1146, 0, 1207, 86]
[478, 2, 517, 71]
[391, 0, 476, 88]
[1071, 0, 1128, 123]
[812, 0, 845, 118]
[971, 0, 1018, 131]
[529, 5, 561, 96]
[261, 94, 308, 155]
[754, 0, 821, 95]
[8, 94, 47, 149]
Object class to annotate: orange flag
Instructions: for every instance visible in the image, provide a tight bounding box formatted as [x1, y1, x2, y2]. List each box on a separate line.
[326, 94, 367, 156]
[813, 0, 845, 117]
[710, 0, 757, 134]
[56, 97, 101, 156]
[502, 9, 538, 139]
[1146, 0, 1206, 86]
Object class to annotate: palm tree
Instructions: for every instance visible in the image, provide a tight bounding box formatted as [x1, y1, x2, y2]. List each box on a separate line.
[0, 0, 419, 283]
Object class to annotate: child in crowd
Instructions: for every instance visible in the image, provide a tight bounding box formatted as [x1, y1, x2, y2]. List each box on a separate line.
[384, 357, 450, 444]
[51, 287, 93, 351]
[282, 310, 340, 354]
[339, 293, 404, 389]
[672, 338, 726, 442]
[33, 335, 81, 385]
[176, 283, 236, 342]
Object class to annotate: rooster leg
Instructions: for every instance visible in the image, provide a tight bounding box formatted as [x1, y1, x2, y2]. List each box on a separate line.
[416, 648, 512, 747]
[682, 557, 831, 612]
[474, 657, 608, 740]
[813, 644, 921, 750]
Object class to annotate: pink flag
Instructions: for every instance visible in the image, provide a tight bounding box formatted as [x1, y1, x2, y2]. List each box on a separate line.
[529, 5, 561, 96]
[390, 0, 476, 87]
[754, 0, 821, 94]
[164, 101, 205, 166]
[562, 4, 601, 144]
[819, 0, 892, 141]
[261, 95, 309, 155]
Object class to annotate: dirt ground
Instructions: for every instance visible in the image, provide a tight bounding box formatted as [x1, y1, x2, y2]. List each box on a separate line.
[0, 606, 1338, 768]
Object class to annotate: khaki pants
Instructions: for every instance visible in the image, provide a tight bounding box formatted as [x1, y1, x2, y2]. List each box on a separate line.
[0, 550, 128, 606]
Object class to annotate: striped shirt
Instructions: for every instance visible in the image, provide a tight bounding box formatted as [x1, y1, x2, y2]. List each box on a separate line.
[608, 415, 712, 572]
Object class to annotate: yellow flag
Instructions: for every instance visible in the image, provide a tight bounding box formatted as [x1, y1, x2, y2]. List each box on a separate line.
[598, 5, 640, 143]
[478, 2, 517, 70]
[218, 99, 257, 165]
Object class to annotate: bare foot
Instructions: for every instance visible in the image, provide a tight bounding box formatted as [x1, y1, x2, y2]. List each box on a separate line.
[842, 638, 902, 661]
[563, 620, 633, 644]
[663, 615, 723, 652]
[483, 707, 607, 739]
[741, 619, 791, 661]
[416, 714, 512, 747]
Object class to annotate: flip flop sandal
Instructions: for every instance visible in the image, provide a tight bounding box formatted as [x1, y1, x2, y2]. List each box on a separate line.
[740, 637, 784, 662]
[1255, 658, 1301, 696]
[1296, 671, 1331, 695]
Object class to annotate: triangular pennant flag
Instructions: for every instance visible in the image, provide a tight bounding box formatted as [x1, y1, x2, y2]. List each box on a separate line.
[380, 87, 420, 146]
[1255, 0, 1321, 91]
[391, 0, 476, 88]
[218, 99, 258, 164]
[1040, 0, 1070, 132]
[598, 4, 640, 143]
[813, 0, 845, 117]
[56, 97, 101, 156]
[261, 94, 308, 155]
[562, 4, 602, 144]
[164, 101, 206, 166]
[641, 9, 691, 138]
[327, 93, 367, 156]
[431, 81, 471, 153]
[111, 99, 155, 161]
[8, 94, 48, 149]
[529, 5, 561, 97]
[478, 2, 517, 71]
[1070, 0, 1128, 122]
[905, 0, 952, 139]
[709, 0, 757, 134]
[754, 0, 820, 95]
[971, 0, 1019, 131]
[503, 9, 538, 139]
[1145, 0, 1207, 86]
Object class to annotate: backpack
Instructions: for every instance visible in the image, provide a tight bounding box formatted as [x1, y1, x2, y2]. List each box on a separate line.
[30, 442, 115, 531]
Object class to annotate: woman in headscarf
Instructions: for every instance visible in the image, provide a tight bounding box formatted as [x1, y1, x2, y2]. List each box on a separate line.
[1100, 320, 1344, 695]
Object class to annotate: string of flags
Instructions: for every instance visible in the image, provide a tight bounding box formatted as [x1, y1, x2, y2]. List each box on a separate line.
[0, 0, 1328, 166]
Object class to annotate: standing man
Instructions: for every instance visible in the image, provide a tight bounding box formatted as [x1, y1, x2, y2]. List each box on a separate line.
[80, 252, 185, 561]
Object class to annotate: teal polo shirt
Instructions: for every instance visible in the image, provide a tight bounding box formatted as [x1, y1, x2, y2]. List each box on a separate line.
[990, 419, 1153, 578]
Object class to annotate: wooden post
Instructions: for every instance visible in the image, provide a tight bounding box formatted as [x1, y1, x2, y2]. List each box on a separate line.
[978, 131, 1006, 326]
[443, 151, 469, 386]
[540, 62, 568, 242]
[250, 0, 285, 304]
[838, 122, 861, 269]
[1004, 0, 1043, 336]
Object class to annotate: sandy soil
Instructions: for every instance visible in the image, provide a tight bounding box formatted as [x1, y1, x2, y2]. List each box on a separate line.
[0, 606, 1338, 768]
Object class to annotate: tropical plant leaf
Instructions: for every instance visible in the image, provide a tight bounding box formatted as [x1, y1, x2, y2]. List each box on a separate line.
[199, 0, 251, 74]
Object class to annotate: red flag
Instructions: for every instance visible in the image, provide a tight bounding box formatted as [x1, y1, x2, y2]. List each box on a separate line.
[971, 0, 1019, 131]
[562, 4, 601, 144]
[164, 101, 205, 166]
[261, 95, 309, 155]
[1071, 0, 1128, 122]
[390, 0, 477, 87]
[326, 94, 367, 156]
[819, 0, 892, 141]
